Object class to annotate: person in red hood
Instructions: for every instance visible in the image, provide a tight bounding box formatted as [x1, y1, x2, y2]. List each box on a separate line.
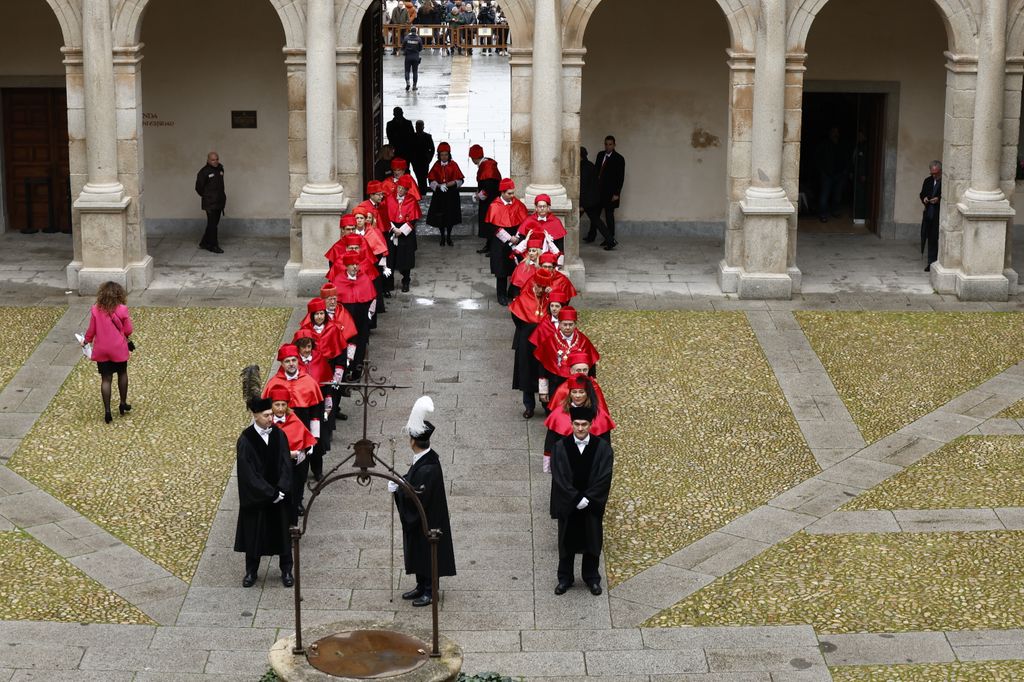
[509, 236, 544, 299]
[382, 157, 422, 201]
[333, 252, 377, 379]
[263, 344, 324, 440]
[268, 387, 317, 521]
[487, 178, 528, 306]
[510, 268, 553, 419]
[534, 306, 600, 410]
[426, 141, 464, 247]
[518, 194, 567, 253]
[385, 174, 421, 293]
[469, 144, 501, 253]
[538, 252, 578, 299]
[542, 369, 614, 473]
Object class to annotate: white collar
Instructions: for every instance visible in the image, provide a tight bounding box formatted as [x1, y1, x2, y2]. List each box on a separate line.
[412, 448, 429, 465]
[284, 371, 299, 381]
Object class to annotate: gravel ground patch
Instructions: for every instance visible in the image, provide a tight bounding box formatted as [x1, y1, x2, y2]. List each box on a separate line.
[844, 436, 1024, 510]
[0, 306, 64, 392]
[795, 312, 1024, 444]
[647, 531, 1024, 632]
[997, 399, 1024, 419]
[584, 311, 818, 586]
[831, 661, 1024, 681]
[0, 530, 150, 623]
[8, 307, 291, 581]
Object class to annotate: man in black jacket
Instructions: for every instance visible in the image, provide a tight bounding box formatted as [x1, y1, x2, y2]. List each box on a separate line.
[387, 108, 416, 165]
[402, 27, 424, 91]
[920, 160, 942, 272]
[550, 405, 614, 596]
[591, 136, 624, 250]
[388, 397, 456, 607]
[412, 121, 436, 196]
[234, 397, 293, 588]
[195, 152, 226, 253]
[580, 146, 613, 248]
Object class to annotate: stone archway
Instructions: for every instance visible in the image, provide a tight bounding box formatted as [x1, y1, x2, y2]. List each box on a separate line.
[787, 0, 978, 53]
[112, 0, 305, 48]
[1007, 0, 1024, 59]
[42, 0, 80, 47]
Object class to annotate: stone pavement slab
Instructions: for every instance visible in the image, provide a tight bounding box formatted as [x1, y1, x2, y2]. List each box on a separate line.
[817, 632, 956, 665]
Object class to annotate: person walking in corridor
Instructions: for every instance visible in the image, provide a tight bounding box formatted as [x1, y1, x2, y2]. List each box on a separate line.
[920, 160, 942, 272]
[195, 151, 226, 253]
[402, 26, 424, 91]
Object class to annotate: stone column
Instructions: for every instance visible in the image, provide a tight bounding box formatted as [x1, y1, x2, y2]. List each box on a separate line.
[718, 51, 755, 294]
[1004, 56, 1024, 292]
[286, 0, 346, 295]
[74, 0, 137, 294]
[336, 47, 363, 197]
[63, 47, 86, 288]
[735, 0, 795, 299]
[524, 0, 568, 207]
[558, 48, 586, 288]
[950, 0, 1014, 300]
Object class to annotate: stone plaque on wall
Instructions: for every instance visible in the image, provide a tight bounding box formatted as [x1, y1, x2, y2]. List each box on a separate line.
[231, 111, 258, 129]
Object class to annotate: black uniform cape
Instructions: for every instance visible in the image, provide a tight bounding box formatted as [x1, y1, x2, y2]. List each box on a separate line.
[550, 435, 614, 559]
[234, 425, 293, 558]
[394, 449, 457, 579]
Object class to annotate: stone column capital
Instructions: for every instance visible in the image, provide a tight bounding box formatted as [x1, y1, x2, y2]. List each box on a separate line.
[945, 51, 979, 73]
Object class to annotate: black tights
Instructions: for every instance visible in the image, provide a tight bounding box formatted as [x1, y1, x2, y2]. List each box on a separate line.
[100, 370, 128, 414]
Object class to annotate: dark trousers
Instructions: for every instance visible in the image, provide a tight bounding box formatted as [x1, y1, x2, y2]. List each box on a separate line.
[496, 276, 510, 302]
[557, 552, 600, 585]
[246, 547, 293, 575]
[818, 172, 843, 219]
[583, 207, 614, 244]
[201, 210, 221, 246]
[415, 572, 431, 594]
[289, 459, 309, 525]
[413, 163, 429, 196]
[603, 205, 617, 239]
[924, 218, 939, 265]
[400, 269, 412, 287]
[523, 390, 535, 410]
[404, 59, 420, 86]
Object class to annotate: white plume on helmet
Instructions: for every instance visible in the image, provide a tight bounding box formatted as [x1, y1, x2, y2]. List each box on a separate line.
[405, 396, 435, 439]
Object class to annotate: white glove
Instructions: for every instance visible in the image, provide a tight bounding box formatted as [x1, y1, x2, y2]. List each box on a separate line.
[429, 181, 439, 191]
[347, 344, 357, 361]
[332, 367, 345, 384]
[378, 256, 388, 267]
[387, 481, 399, 493]
[476, 190, 486, 201]
[439, 184, 448, 193]
[576, 497, 589, 510]
[310, 419, 321, 439]
[382, 266, 393, 278]
[369, 300, 377, 318]
[274, 491, 285, 503]
[296, 449, 307, 465]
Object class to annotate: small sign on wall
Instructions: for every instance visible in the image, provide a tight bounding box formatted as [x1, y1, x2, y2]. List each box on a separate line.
[231, 111, 258, 129]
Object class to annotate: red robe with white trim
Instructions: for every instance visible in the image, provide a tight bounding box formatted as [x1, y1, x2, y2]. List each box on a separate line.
[533, 329, 600, 378]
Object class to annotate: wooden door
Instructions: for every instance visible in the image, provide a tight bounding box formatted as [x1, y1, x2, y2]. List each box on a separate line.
[2, 88, 71, 233]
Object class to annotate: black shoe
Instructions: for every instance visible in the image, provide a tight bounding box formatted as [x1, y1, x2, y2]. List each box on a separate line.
[587, 582, 602, 595]
[104, 411, 113, 424]
[603, 241, 618, 251]
[440, 237, 446, 246]
[554, 582, 573, 595]
[118, 403, 131, 415]
[336, 412, 348, 421]
[209, 245, 224, 254]
[497, 297, 509, 307]
[523, 408, 534, 419]
[446, 237, 454, 246]
[412, 593, 433, 607]
[925, 265, 931, 272]
[383, 291, 392, 298]
[402, 585, 426, 600]
[198, 241, 210, 249]
[282, 571, 294, 588]
[582, 236, 595, 243]
[401, 282, 410, 293]
[476, 246, 490, 254]
[312, 472, 323, 483]
[296, 503, 305, 517]
[406, 83, 410, 91]
[242, 572, 257, 588]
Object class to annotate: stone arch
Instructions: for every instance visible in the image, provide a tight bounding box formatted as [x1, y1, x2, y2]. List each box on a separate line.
[563, 0, 756, 52]
[337, 0, 533, 49]
[1008, 0, 1024, 57]
[112, 0, 304, 47]
[788, 0, 977, 53]
[43, 0, 81, 47]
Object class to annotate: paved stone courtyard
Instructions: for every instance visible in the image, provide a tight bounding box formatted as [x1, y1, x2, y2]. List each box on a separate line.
[3, 227, 1024, 680]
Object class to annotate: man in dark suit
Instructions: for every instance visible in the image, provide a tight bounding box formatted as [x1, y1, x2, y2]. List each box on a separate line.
[386, 107, 416, 165]
[580, 146, 613, 248]
[411, 120, 436, 196]
[590, 135, 624, 250]
[194, 151, 226, 253]
[920, 160, 942, 272]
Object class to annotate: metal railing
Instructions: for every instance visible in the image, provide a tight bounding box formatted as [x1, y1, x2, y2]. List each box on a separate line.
[383, 23, 511, 52]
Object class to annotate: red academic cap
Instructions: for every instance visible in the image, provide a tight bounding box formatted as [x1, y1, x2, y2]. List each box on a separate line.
[531, 268, 554, 286]
[367, 180, 383, 194]
[307, 298, 326, 314]
[342, 234, 363, 247]
[397, 174, 415, 189]
[320, 283, 338, 298]
[534, 194, 551, 206]
[340, 214, 357, 228]
[352, 205, 370, 216]
[499, 178, 515, 192]
[292, 328, 315, 342]
[277, 344, 299, 361]
[468, 144, 484, 159]
[391, 157, 409, 170]
[548, 291, 570, 304]
[539, 253, 559, 265]
[569, 373, 592, 389]
[567, 351, 591, 367]
[268, 387, 291, 404]
[342, 251, 361, 266]
[558, 306, 578, 321]
[437, 142, 451, 153]
[527, 237, 544, 249]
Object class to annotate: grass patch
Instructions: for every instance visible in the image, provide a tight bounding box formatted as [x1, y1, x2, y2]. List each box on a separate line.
[9, 307, 291, 581]
[844, 436, 1024, 510]
[831, 661, 1024, 681]
[0, 530, 150, 623]
[646, 531, 1024, 633]
[0, 306, 64, 393]
[795, 312, 1024, 444]
[584, 311, 818, 586]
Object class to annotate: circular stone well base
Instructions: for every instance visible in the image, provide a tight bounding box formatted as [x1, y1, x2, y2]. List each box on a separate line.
[269, 621, 463, 682]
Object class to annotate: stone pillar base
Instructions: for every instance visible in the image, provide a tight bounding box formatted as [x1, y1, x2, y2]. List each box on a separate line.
[291, 191, 347, 295]
[564, 258, 585, 290]
[930, 262, 958, 294]
[788, 266, 803, 294]
[955, 271, 1009, 301]
[738, 271, 793, 299]
[77, 257, 152, 295]
[284, 261, 331, 297]
[73, 195, 151, 293]
[718, 260, 741, 294]
[1005, 268, 1019, 294]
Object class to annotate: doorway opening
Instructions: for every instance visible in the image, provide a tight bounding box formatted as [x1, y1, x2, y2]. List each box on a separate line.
[799, 92, 886, 235]
[1, 88, 71, 233]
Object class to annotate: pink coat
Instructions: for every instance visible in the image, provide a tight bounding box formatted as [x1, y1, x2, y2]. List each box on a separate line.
[84, 304, 133, 362]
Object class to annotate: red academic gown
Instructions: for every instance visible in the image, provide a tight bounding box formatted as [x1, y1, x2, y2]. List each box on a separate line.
[335, 272, 378, 374]
[476, 158, 502, 239]
[263, 368, 324, 436]
[534, 329, 601, 380]
[426, 160, 465, 228]
[385, 193, 422, 273]
[550, 270, 579, 300]
[510, 285, 549, 394]
[382, 175, 422, 202]
[298, 315, 357, 362]
[273, 412, 317, 453]
[358, 199, 391, 241]
[487, 198, 529, 277]
[510, 260, 540, 290]
[295, 348, 334, 385]
[544, 380, 615, 436]
[518, 214, 567, 241]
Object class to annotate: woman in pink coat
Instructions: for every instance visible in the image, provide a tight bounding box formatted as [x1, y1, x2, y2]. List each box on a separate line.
[83, 281, 134, 423]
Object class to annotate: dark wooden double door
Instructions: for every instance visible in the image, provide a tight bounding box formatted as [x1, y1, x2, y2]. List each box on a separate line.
[2, 88, 71, 233]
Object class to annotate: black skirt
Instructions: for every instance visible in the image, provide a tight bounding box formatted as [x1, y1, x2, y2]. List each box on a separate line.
[96, 360, 128, 376]
[511, 317, 539, 392]
[426, 188, 462, 228]
[491, 228, 516, 277]
[389, 225, 418, 272]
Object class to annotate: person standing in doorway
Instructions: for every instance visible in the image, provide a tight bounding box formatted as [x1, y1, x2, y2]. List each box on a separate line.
[591, 136, 623, 250]
[920, 160, 942, 272]
[580, 146, 612, 247]
[815, 126, 848, 223]
[402, 26, 424, 91]
[412, 121, 436, 196]
[386, 108, 416, 165]
[195, 151, 226, 253]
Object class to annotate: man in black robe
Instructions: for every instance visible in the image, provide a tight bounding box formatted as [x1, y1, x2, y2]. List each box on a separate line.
[920, 160, 942, 272]
[388, 397, 456, 607]
[550, 405, 614, 596]
[234, 397, 294, 588]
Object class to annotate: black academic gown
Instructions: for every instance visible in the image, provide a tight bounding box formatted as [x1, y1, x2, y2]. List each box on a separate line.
[394, 449, 457, 580]
[550, 435, 614, 559]
[234, 425, 293, 558]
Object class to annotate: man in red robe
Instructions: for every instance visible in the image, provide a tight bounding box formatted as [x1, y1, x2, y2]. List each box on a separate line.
[518, 193, 567, 253]
[534, 307, 600, 410]
[382, 158, 422, 201]
[539, 252, 578, 299]
[487, 178, 529, 306]
[469, 144, 502, 253]
[385, 174, 422, 293]
[334, 252, 378, 379]
[263, 344, 325, 440]
[510, 236, 543, 299]
[269, 387, 317, 521]
[510, 268, 553, 419]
